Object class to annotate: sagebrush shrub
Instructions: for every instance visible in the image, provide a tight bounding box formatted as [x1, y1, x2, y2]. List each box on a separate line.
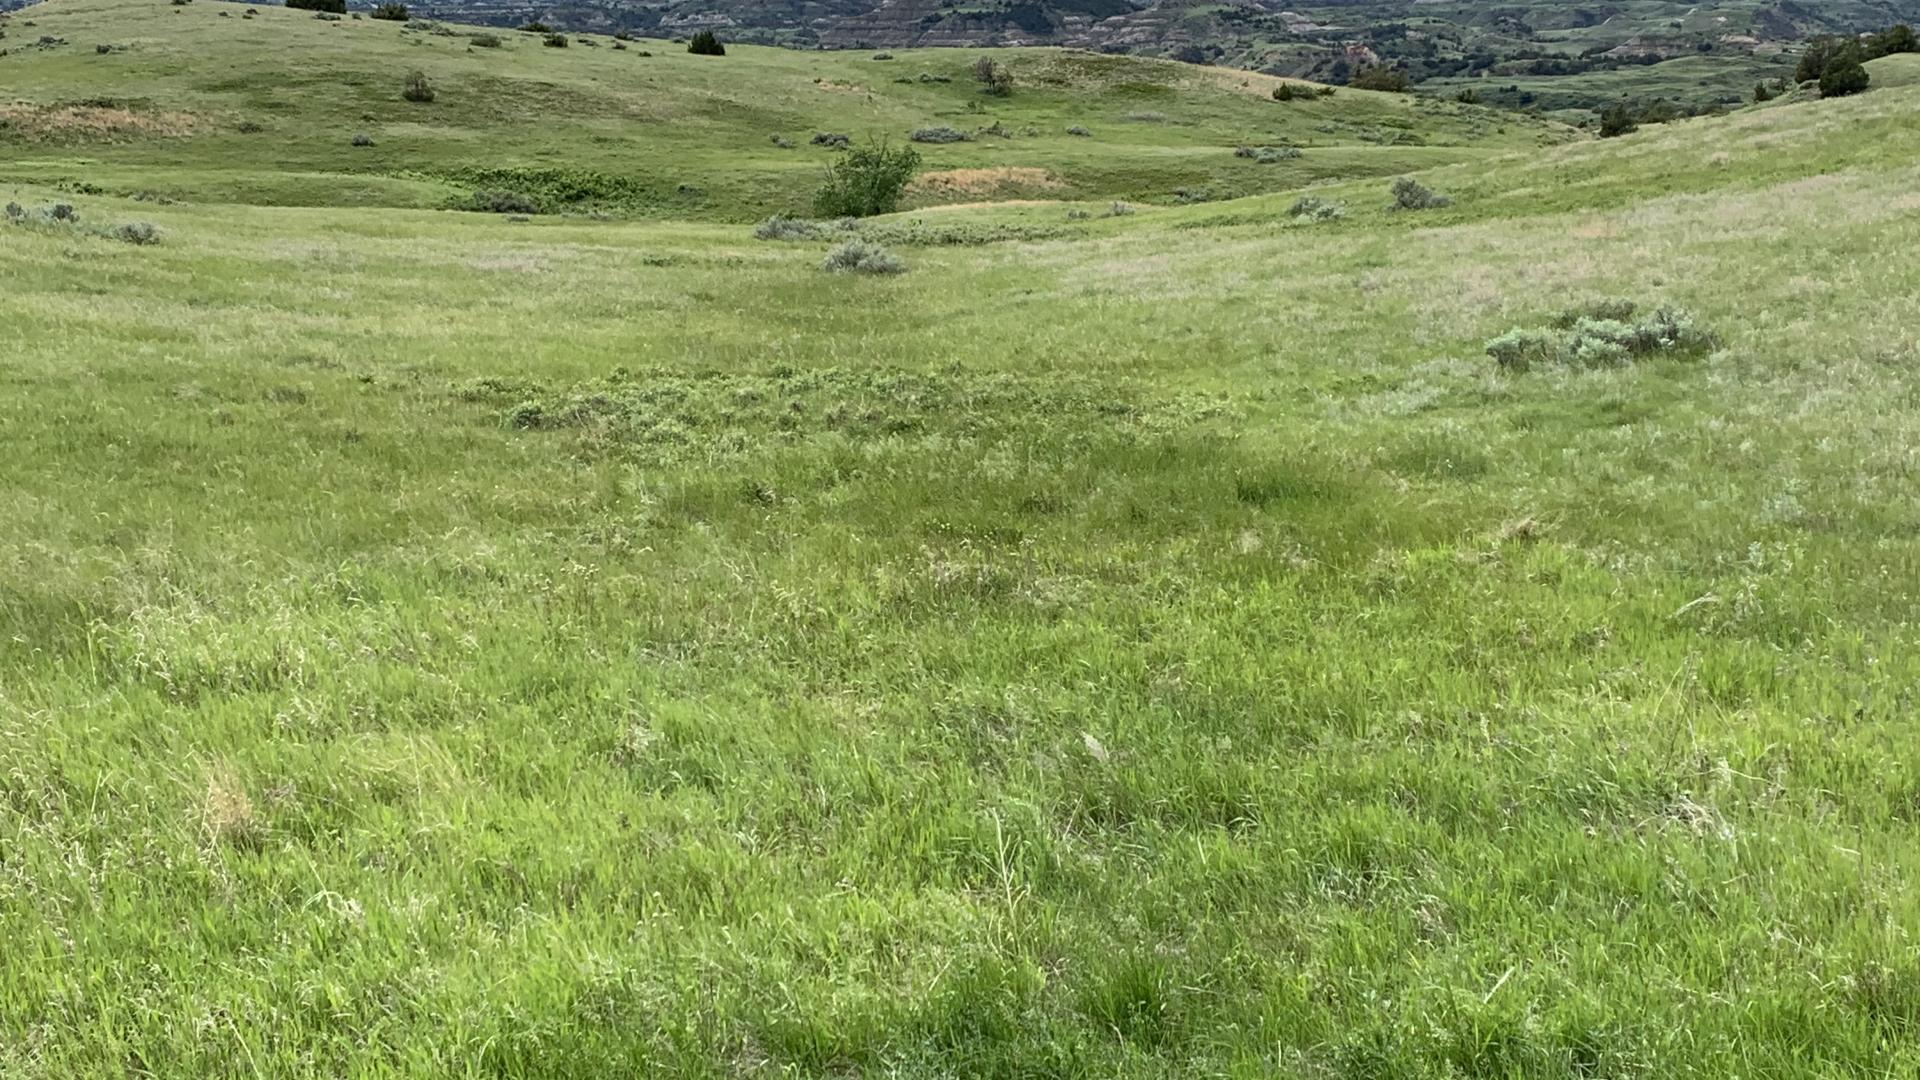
[909, 126, 967, 144]
[1390, 176, 1450, 210]
[821, 239, 906, 275]
[1066, 125, 1091, 136]
[469, 33, 501, 47]
[1287, 195, 1343, 221]
[352, 132, 374, 146]
[543, 33, 567, 47]
[973, 57, 1013, 96]
[112, 221, 160, 245]
[372, 2, 407, 20]
[1486, 304, 1716, 371]
[753, 215, 822, 241]
[402, 71, 435, 103]
[686, 29, 724, 55]
[285, 0, 344, 11]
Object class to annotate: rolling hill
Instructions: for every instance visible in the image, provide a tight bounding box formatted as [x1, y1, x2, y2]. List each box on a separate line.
[0, 0, 1574, 218]
[5, 0, 1920, 1075]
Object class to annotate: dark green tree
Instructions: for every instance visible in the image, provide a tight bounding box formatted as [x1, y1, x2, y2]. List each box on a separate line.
[1820, 57, 1871, 97]
[687, 29, 725, 56]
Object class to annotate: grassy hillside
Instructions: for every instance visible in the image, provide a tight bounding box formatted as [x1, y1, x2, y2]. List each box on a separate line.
[0, 0, 1569, 219]
[6, 0, 1920, 1075]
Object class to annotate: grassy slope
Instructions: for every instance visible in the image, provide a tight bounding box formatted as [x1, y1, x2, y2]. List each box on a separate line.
[0, 0, 1569, 218]
[6, 4, 1920, 1078]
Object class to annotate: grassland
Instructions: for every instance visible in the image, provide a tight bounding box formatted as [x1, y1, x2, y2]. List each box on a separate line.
[6, 0, 1920, 1076]
[0, 0, 1568, 219]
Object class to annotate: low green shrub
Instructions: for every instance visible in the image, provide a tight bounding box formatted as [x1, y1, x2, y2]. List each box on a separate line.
[543, 33, 567, 47]
[1486, 301, 1717, 371]
[1390, 176, 1450, 210]
[372, 2, 407, 20]
[821, 239, 906, 275]
[686, 29, 724, 55]
[469, 33, 501, 47]
[909, 126, 967, 144]
[401, 71, 435, 103]
[469, 190, 542, 214]
[1287, 195, 1343, 221]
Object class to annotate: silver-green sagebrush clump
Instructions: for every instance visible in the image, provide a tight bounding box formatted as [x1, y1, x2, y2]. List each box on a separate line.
[1485, 300, 1717, 371]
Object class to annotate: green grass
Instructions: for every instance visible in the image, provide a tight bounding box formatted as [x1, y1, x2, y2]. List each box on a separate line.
[6, 0, 1920, 1076]
[1867, 51, 1920, 88]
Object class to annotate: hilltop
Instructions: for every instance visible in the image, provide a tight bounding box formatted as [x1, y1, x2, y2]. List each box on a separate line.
[0, 0, 1570, 219]
[4, 0, 1920, 1075]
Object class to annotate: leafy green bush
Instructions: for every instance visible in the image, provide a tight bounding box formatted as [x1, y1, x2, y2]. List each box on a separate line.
[469, 32, 501, 47]
[909, 126, 967, 144]
[519, 21, 551, 32]
[372, 2, 407, 20]
[812, 141, 920, 219]
[821, 240, 906, 275]
[686, 29, 724, 56]
[542, 33, 567, 47]
[811, 132, 850, 148]
[1390, 176, 1450, 210]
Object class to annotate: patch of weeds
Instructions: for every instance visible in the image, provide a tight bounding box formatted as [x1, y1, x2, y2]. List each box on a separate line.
[1172, 186, 1213, 205]
[1066, 124, 1091, 136]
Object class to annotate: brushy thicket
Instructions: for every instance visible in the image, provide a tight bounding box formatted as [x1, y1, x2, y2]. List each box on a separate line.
[284, 0, 344, 12]
[1391, 176, 1450, 210]
[820, 239, 906, 275]
[372, 2, 407, 20]
[812, 141, 920, 219]
[686, 29, 724, 56]
[1484, 300, 1717, 371]
[469, 32, 501, 47]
